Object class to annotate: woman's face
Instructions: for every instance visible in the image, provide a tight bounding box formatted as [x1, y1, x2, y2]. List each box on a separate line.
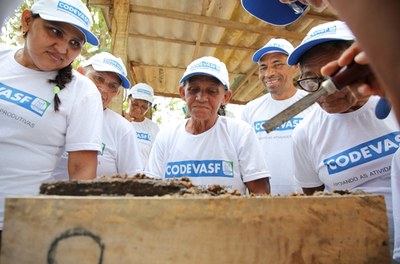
[129, 98, 150, 121]
[20, 10, 85, 71]
[180, 75, 231, 123]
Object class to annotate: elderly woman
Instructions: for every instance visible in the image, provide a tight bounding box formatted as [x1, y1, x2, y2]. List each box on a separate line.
[145, 56, 271, 195]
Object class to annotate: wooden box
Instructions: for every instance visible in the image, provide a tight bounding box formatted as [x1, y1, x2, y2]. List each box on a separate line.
[0, 195, 390, 263]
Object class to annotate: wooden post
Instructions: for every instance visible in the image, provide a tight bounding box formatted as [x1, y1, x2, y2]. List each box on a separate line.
[108, 0, 130, 115]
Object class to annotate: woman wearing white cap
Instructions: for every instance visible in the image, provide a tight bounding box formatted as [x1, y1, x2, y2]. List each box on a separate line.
[145, 56, 271, 195]
[126, 83, 160, 168]
[0, 0, 103, 235]
[52, 52, 143, 179]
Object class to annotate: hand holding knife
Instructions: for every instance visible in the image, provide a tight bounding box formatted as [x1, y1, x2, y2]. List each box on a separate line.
[262, 62, 390, 133]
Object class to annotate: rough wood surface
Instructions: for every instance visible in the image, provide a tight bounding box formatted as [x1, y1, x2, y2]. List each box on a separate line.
[0, 195, 390, 264]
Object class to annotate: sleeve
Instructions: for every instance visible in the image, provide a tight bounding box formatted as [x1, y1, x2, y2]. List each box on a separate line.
[241, 104, 250, 124]
[234, 121, 271, 183]
[391, 149, 400, 261]
[144, 130, 166, 179]
[292, 127, 324, 188]
[65, 82, 103, 152]
[117, 125, 144, 175]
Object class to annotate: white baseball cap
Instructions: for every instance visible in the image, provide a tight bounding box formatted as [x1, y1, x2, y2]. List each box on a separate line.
[31, 0, 99, 46]
[241, 0, 309, 26]
[252, 38, 294, 62]
[129, 83, 155, 103]
[288, 20, 355, 65]
[81, 52, 130, 88]
[180, 56, 230, 90]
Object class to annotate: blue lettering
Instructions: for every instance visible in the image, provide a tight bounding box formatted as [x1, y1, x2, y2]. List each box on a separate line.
[255, 117, 303, 133]
[324, 132, 400, 174]
[165, 160, 233, 178]
[0, 83, 50, 116]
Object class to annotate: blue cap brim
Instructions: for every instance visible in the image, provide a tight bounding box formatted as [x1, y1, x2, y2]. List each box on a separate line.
[116, 73, 131, 89]
[253, 47, 289, 62]
[242, 0, 308, 26]
[287, 37, 353, 65]
[75, 25, 99, 46]
[180, 72, 228, 90]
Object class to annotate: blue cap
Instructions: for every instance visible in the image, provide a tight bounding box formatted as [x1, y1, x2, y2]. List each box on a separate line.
[241, 0, 309, 26]
[288, 21, 354, 65]
[252, 38, 294, 62]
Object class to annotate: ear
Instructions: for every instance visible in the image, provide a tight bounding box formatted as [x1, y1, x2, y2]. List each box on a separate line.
[77, 66, 84, 75]
[21, 9, 34, 33]
[179, 84, 186, 100]
[221, 89, 232, 106]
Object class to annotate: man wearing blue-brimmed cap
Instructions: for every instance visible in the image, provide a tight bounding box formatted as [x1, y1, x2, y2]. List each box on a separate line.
[290, 21, 398, 258]
[241, 38, 316, 195]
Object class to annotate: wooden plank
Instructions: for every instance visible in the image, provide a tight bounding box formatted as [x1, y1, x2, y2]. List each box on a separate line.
[0, 195, 390, 263]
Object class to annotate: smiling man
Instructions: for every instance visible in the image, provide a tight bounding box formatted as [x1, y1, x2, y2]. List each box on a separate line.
[241, 38, 316, 195]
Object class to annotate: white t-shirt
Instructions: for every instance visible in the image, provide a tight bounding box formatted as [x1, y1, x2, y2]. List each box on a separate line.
[131, 118, 160, 167]
[145, 116, 271, 194]
[391, 149, 400, 262]
[241, 90, 315, 195]
[0, 47, 103, 229]
[53, 108, 143, 180]
[292, 96, 399, 252]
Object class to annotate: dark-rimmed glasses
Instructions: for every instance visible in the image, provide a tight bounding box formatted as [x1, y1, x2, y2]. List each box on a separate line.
[296, 76, 327, 92]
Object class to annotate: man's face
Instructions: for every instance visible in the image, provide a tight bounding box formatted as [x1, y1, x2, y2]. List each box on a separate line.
[258, 52, 298, 98]
[300, 49, 359, 113]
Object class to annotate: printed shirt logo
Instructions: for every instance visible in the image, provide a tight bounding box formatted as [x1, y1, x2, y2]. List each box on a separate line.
[324, 132, 400, 175]
[137, 132, 151, 141]
[0, 82, 50, 116]
[255, 117, 303, 133]
[165, 160, 234, 179]
[57, 1, 90, 27]
[100, 143, 106, 156]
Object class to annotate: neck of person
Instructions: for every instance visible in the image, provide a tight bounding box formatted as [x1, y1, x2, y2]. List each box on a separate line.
[270, 86, 297, 100]
[130, 114, 146, 122]
[186, 116, 219, 135]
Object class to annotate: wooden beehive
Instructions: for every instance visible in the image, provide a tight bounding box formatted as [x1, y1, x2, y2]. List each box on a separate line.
[0, 194, 390, 263]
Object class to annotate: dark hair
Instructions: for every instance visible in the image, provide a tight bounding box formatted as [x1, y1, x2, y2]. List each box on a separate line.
[48, 64, 74, 111]
[26, 13, 74, 112]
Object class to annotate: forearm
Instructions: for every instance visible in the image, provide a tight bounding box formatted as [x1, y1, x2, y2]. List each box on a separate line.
[68, 151, 98, 180]
[246, 177, 270, 195]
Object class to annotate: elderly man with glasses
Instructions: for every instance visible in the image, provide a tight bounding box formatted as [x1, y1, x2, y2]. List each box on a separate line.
[289, 20, 399, 257]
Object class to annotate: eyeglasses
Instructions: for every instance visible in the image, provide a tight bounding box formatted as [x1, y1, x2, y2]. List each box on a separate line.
[296, 76, 327, 92]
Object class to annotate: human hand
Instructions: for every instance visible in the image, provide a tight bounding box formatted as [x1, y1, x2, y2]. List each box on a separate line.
[321, 42, 385, 98]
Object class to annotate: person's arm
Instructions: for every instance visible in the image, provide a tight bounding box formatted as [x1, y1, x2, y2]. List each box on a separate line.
[302, 185, 325, 195]
[246, 178, 270, 195]
[68, 151, 98, 180]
